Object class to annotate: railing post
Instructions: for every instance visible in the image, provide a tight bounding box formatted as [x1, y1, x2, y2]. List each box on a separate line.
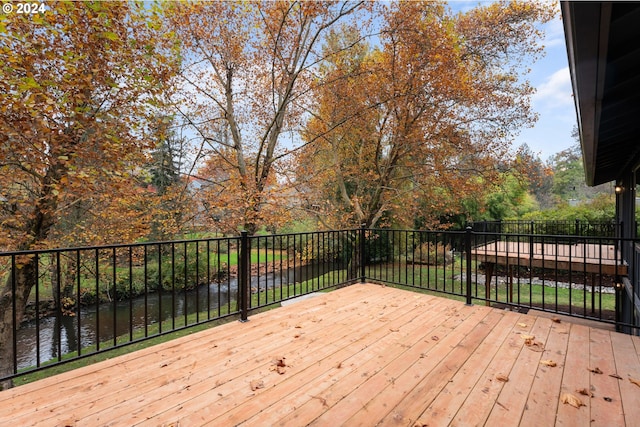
[360, 224, 366, 283]
[529, 220, 535, 258]
[465, 226, 473, 306]
[239, 231, 250, 322]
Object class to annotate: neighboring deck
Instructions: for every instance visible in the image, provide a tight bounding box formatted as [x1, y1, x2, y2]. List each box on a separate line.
[2, 283, 640, 426]
[472, 241, 628, 275]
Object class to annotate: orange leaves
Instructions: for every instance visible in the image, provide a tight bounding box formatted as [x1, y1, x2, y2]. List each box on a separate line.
[0, 2, 177, 251]
[170, 2, 364, 234]
[292, 1, 553, 229]
[267, 356, 289, 375]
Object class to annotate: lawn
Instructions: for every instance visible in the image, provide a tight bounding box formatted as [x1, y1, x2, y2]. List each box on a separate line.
[364, 261, 616, 314]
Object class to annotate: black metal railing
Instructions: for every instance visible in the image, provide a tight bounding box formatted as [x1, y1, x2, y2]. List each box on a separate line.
[0, 230, 360, 383]
[363, 228, 629, 325]
[469, 219, 621, 238]
[2, 225, 639, 384]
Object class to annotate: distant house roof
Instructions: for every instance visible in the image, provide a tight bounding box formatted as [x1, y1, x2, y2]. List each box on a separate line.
[562, 1, 640, 186]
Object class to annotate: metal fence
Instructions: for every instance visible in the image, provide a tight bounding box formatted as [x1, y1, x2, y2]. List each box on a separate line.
[0, 230, 360, 383]
[364, 228, 629, 324]
[1, 225, 639, 384]
[468, 219, 621, 238]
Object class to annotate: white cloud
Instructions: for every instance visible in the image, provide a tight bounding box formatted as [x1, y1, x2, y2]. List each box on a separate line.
[533, 67, 572, 109]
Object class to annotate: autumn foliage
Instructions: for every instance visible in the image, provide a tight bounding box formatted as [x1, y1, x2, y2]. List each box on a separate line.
[0, 2, 180, 250]
[294, 1, 554, 229]
[0, 0, 556, 388]
[167, 1, 364, 234]
[0, 1, 179, 386]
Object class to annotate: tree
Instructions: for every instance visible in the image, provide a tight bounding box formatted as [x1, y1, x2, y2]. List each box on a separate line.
[149, 120, 183, 196]
[514, 143, 555, 210]
[294, 1, 554, 230]
[0, 2, 177, 388]
[549, 143, 610, 203]
[145, 117, 198, 241]
[168, 1, 364, 234]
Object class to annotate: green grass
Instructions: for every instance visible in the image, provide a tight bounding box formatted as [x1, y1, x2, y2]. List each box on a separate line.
[366, 261, 616, 313]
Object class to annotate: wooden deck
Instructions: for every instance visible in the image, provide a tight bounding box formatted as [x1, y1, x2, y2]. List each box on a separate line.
[2, 283, 640, 426]
[472, 241, 627, 275]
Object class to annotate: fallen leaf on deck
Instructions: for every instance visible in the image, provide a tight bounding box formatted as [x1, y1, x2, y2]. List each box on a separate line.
[496, 374, 509, 382]
[270, 357, 288, 375]
[250, 379, 264, 391]
[588, 367, 603, 374]
[576, 388, 593, 397]
[630, 378, 640, 387]
[540, 359, 557, 367]
[561, 393, 585, 408]
[521, 334, 535, 342]
[552, 317, 561, 323]
[604, 397, 613, 402]
[609, 373, 623, 380]
[389, 327, 400, 332]
[431, 336, 439, 341]
[517, 323, 528, 328]
[525, 340, 545, 352]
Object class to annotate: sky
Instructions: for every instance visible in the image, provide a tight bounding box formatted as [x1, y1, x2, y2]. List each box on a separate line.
[452, 1, 576, 162]
[515, 11, 576, 162]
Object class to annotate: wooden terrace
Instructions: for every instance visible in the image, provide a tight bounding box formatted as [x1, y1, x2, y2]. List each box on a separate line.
[471, 241, 628, 276]
[2, 283, 640, 426]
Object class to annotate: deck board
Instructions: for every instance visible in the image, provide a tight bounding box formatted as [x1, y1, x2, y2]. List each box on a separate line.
[1, 283, 639, 426]
[519, 318, 570, 427]
[556, 324, 592, 427]
[485, 315, 553, 426]
[415, 310, 524, 427]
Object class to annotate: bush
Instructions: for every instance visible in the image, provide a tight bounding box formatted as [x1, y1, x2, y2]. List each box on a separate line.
[409, 241, 453, 266]
[364, 231, 392, 264]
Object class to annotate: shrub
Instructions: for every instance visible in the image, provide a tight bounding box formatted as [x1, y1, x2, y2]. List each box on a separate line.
[410, 241, 453, 266]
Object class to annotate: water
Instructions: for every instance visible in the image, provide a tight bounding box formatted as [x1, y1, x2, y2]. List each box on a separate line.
[15, 263, 337, 369]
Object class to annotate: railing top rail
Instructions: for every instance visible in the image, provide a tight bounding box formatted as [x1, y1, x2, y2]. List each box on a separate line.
[0, 235, 243, 257]
[252, 228, 361, 237]
[2, 226, 637, 258]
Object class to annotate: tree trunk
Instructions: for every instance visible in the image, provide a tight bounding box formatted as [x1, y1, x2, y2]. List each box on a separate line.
[0, 162, 62, 389]
[346, 228, 364, 282]
[0, 260, 37, 390]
